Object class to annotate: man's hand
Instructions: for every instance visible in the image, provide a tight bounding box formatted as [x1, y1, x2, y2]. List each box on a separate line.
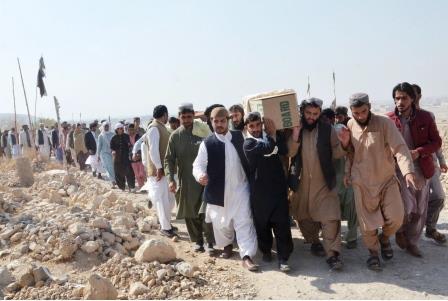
[263, 118, 276, 137]
[132, 154, 138, 161]
[410, 149, 420, 161]
[440, 163, 448, 173]
[156, 168, 165, 181]
[337, 127, 351, 149]
[199, 174, 208, 186]
[169, 181, 177, 193]
[292, 121, 302, 142]
[405, 173, 419, 190]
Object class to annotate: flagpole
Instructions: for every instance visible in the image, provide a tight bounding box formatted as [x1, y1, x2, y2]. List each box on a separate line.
[12, 77, 18, 140]
[34, 86, 38, 127]
[17, 58, 34, 134]
[331, 71, 337, 110]
[307, 76, 311, 98]
[17, 58, 37, 155]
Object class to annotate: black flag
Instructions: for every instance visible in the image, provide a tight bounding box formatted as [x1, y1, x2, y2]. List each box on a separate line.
[37, 56, 47, 97]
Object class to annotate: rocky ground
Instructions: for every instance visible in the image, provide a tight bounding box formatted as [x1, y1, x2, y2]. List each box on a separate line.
[0, 160, 256, 300]
[0, 125, 448, 300]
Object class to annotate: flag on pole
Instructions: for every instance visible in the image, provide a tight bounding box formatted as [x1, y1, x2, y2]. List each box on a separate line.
[54, 96, 61, 125]
[331, 71, 336, 110]
[37, 56, 47, 97]
[307, 76, 311, 98]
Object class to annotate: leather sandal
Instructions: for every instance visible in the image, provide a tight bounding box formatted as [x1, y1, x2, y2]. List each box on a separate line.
[379, 234, 394, 260]
[367, 256, 382, 271]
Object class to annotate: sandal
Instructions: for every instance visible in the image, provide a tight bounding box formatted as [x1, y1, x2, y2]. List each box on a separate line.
[379, 234, 394, 260]
[367, 256, 382, 271]
[426, 229, 447, 244]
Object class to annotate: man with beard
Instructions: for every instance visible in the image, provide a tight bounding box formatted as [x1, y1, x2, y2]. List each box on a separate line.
[168, 117, 180, 132]
[165, 103, 215, 254]
[193, 107, 258, 271]
[387, 83, 441, 257]
[334, 106, 358, 249]
[288, 98, 350, 270]
[244, 112, 293, 272]
[110, 123, 136, 192]
[229, 104, 246, 135]
[412, 84, 447, 244]
[346, 92, 417, 270]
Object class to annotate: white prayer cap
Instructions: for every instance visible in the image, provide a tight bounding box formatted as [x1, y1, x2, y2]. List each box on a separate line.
[114, 123, 124, 130]
[178, 102, 194, 113]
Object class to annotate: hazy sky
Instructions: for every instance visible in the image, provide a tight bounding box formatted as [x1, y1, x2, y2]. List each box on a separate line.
[1, 0, 447, 121]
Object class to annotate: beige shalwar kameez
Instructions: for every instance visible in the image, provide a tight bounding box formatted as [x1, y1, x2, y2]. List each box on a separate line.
[346, 113, 414, 252]
[288, 126, 346, 256]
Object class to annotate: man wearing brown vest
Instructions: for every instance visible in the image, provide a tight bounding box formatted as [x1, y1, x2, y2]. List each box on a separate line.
[133, 105, 177, 237]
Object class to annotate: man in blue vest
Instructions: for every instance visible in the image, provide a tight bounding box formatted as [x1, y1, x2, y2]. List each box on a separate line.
[193, 107, 259, 271]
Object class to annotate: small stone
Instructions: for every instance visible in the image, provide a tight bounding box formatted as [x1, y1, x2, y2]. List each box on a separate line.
[101, 232, 116, 245]
[82, 241, 99, 253]
[13, 264, 35, 288]
[35, 280, 45, 288]
[134, 239, 176, 263]
[68, 223, 87, 236]
[129, 282, 150, 297]
[92, 217, 110, 229]
[176, 262, 194, 278]
[0, 266, 15, 287]
[59, 238, 78, 259]
[9, 232, 23, 243]
[156, 269, 167, 280]
[32, 266, 52, 283]
[5, 282, 20, 293]
[83, 273, 118, 300]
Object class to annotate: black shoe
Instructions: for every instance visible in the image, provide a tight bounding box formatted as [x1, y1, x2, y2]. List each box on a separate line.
[147, 200, 153, 209]
[310, 243, 326, 257]
[97, 173, 103, 180]
[170, 225, 179, 232]
[367, 255, 382, 271]
[326, 255, 343, 271]
[93, 171, 97, 177]
[346, 240, 358, 249]
[193, 243, 205, 253]
[160, 229, 177, 238]
[262, 252, 273, 262]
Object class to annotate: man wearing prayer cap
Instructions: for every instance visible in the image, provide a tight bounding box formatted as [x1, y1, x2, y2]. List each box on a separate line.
[288, 97, 350, 270]
[110, 122, 136, 192]
[193, 107, 259, 271]
[165, 103, 215, 254]
[346, 92, 417, 270]
[133, 105, 177, 238]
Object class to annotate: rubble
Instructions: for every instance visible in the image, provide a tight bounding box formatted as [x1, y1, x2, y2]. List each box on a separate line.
[0, 162, 255, 300]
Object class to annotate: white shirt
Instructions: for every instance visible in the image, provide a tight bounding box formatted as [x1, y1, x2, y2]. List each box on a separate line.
[133, 127, 162, 169]
[193, 131, 249, 226]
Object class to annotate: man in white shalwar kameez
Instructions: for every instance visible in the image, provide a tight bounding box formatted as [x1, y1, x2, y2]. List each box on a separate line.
[133, 105, 176, 238]
[19, 125, 35, 159]
[192, 107, 258, 271]
[35, 123, 51, 161]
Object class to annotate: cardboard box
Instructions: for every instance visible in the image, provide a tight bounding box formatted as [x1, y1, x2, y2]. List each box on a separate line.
[243, 89, 300, 129]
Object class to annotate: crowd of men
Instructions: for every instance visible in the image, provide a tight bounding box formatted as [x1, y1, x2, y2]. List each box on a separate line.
[0, 82, 446, 273]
